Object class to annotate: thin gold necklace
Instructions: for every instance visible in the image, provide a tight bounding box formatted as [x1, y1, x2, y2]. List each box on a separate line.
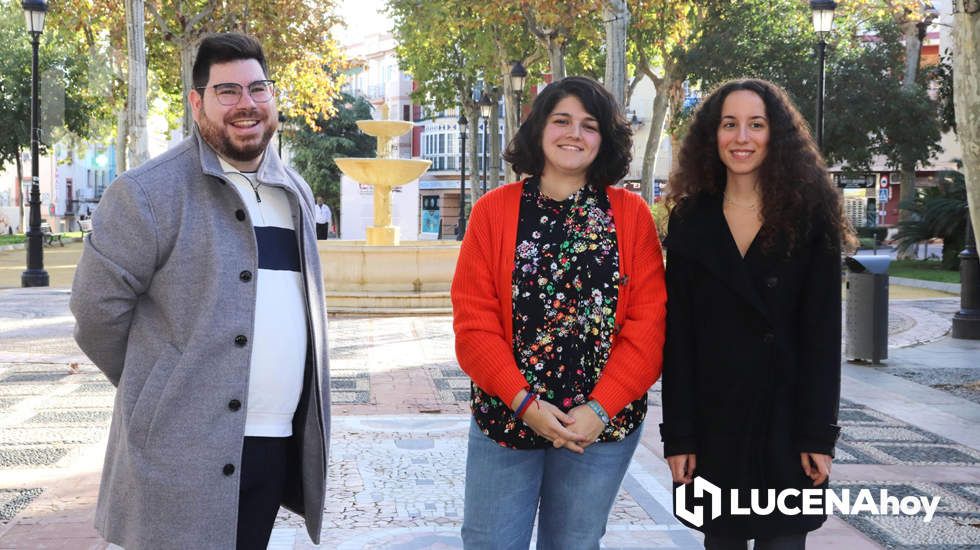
[724, 192, 759, 210]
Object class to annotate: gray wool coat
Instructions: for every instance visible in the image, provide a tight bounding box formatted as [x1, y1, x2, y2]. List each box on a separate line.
[70, 129, 330, 549]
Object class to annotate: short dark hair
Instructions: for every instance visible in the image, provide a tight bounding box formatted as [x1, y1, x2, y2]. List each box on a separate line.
[503, 76, 632, 189]
[192, 33, 269, 89]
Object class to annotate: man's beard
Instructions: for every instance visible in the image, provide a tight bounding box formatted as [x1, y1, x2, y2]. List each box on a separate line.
[198, 105, 277, 163]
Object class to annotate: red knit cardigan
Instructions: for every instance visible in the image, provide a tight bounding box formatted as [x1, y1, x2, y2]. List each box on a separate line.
[451, 180, 667, 417]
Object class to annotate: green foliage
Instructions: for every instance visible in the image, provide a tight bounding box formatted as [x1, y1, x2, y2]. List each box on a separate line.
[858, 237, 877, 249]
[650, 201, 668, 240]
[671, 0, 818, 140]
[287, 93, 376, 219]
[856, 226, 888, 242]
[927, 53, 955, 134]
[888, 259, 961, 283]
[893, 171, 968, 270]
[672, 1, 943, 174]
[0, 234, 26, 246]
[0, 1, 111, 166]
[140, 1, 345, 132]
[827, 18, 945, 172]
[388, 0, 489, 111]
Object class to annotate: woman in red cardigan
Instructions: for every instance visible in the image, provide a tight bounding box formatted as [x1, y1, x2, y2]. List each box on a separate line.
[451, 76, 667, 549]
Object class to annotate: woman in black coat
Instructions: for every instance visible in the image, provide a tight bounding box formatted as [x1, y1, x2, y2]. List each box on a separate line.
[659, 79, 855, 550]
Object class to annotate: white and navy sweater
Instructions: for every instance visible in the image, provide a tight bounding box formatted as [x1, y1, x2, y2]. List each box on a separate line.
[221, 158, 307, 438]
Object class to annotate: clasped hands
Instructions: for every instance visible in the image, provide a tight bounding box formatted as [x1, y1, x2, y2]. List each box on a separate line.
[510, 390, 605, 454]
[667, 452, 833, 486]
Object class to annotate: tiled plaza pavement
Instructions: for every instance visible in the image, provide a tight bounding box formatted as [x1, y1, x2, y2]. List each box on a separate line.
[0, 287, 978, 549]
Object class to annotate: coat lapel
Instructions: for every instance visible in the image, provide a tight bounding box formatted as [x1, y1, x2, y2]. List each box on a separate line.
[667, 194, 772, 324]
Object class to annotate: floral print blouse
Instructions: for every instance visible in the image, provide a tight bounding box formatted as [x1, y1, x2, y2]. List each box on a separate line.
[471, 178, 647, 449]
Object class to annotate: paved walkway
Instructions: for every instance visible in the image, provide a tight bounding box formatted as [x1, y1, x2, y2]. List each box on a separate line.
[0, 244, 978, 548]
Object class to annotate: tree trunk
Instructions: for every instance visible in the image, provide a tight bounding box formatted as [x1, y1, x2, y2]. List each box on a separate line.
[639, 89, 670, 204]
[116, 107, 129, 174]
[181, 41, 196, 136]
[125, 0, 149, 166]
[898, 162, 917, 217]
[468, 104, 481, 206]
[902, 20, 924, 89]
[490, 98, 501, 189]
[522, 7, 566, 81]
[953, 2, 980, 246]
[502, 60, 519, 183]
[895, 19, 927, 244]
[602, 0, 629, 109]
[547, 39, 566, 81]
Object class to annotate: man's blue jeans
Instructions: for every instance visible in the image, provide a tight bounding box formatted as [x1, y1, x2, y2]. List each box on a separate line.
[461, 418, 642, 550]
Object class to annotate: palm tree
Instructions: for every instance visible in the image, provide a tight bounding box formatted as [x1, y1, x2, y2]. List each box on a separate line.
[893, 170, 968, 270]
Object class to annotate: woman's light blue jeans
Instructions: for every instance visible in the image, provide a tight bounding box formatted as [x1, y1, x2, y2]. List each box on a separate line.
[461, 418, 642, 550]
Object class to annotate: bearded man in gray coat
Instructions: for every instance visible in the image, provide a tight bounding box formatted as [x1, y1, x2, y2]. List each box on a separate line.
[70, 33, 330, 549]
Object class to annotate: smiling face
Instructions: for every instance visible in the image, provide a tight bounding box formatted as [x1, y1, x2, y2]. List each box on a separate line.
[717, 89, 769, 184]
[189, 58, 278, 170]
[540, 95, 602, 183]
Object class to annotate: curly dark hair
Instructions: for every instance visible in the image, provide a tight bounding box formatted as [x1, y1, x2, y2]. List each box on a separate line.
[503, 76, 632, 189]
[667, 78, 854, 252]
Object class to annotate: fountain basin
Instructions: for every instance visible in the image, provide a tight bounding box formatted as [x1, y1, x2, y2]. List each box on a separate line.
[333, 158, 431, 188]
[320, 240, 461, 313]
[355, 120, 416, 138]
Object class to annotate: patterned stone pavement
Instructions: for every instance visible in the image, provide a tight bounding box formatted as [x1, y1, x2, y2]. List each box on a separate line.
[0, 288, 978, 549]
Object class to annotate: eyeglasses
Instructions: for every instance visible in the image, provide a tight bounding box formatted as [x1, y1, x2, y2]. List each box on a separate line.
[196, 80, 276, 106]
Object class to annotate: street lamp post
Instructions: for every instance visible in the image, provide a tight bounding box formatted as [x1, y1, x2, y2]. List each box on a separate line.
[21, 0, 49, 288]
[510, 61, 528, 125]
[810, 0, 836, 151]
[457, 113, 468, 241]
[953, 221, 980, 339]
[479, 92, 493, 195]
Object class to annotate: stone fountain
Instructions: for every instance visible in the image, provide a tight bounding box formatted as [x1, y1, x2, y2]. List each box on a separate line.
[320, 106, 460, 313]
[334, 108, 430, 245]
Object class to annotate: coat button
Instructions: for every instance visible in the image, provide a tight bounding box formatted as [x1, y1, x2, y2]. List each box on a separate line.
[234, 335, 248, 347]
[765, 276, 779, 288]
[235, 209, 246, 221]
[763, 332, 775, 344]
[239, 270, 252, 282]
[223, 463, 235, 476]
[228, 399, 242, 411]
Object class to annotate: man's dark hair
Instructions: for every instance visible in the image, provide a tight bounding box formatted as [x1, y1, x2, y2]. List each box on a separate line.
[192, 33, 269, 89]
[503, 76, 632, 189]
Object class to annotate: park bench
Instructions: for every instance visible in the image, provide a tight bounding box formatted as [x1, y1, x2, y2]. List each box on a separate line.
[78, 218, 93, 236]
[40, 222, 64, 247]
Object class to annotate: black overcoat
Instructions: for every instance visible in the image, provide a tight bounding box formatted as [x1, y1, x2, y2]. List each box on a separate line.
[659, 194, 842, 539]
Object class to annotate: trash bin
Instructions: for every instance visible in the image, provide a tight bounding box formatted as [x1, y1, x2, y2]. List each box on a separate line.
[845, 255, 891, 364]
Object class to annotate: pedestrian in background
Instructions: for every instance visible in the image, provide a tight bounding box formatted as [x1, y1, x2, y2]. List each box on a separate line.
[659, 78, 854, 549]
[70, 33, 330, 550]
[315, 195, 333, 239]
[451, 76, 667, 549]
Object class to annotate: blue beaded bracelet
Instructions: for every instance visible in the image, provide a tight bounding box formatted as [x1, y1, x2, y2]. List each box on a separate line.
[587, 400, 610, 425]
